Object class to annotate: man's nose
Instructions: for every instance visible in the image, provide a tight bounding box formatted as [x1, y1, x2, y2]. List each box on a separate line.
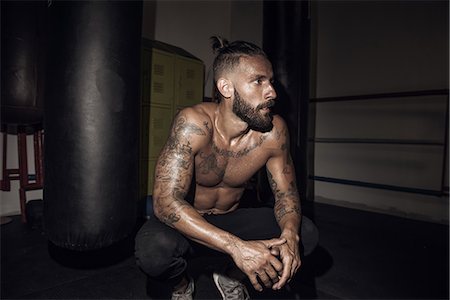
[266, 83, 277, 100]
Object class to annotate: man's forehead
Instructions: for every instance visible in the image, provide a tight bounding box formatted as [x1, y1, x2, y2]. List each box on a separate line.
[236, 55, 273, 77]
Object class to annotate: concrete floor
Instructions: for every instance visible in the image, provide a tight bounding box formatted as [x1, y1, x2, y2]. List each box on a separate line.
[1, 202, 448, 299]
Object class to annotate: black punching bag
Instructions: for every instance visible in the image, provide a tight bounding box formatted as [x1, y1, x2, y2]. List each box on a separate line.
[1, 1, 46, 126]
[263, 1, 311, 201]
[44, 1, 143, 250]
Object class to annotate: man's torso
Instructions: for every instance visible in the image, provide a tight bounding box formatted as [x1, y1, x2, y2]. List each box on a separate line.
[188, 103, 280, 214]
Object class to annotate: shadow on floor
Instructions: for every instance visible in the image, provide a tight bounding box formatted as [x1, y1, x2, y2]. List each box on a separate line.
[2, 202, 448, 299]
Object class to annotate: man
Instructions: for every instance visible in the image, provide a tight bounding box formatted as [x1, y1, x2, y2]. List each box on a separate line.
[135, 37, 317, 300]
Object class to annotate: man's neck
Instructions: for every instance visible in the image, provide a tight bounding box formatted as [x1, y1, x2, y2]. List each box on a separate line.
[214, 102, 250, 144]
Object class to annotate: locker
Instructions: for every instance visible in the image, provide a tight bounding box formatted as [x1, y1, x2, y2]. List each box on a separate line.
[139, 39, 204, 199]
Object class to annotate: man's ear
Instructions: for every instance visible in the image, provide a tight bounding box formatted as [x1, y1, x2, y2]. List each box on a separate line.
[216, 77, 233, 99]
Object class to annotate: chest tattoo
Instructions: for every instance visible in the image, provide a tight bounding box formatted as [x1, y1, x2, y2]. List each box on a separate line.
[198, 152, 225, 178]
[203, 121, 213, 135]
[212, 134, 268, 158]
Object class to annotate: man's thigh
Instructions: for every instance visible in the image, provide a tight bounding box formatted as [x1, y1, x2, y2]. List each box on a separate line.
[204, 207, 280, 241]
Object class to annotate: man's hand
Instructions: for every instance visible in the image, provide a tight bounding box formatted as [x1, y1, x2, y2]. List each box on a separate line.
[270, 232, 301, 290]
[230, 238, 286, 291]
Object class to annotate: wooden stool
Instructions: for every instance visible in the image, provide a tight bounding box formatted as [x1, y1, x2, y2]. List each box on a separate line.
[1, 123, 44, 223]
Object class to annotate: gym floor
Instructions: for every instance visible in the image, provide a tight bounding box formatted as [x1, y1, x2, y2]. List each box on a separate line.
[1, 202, 448, 299]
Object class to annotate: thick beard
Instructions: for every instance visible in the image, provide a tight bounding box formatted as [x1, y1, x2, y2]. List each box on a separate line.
[232, 90, 274, 133]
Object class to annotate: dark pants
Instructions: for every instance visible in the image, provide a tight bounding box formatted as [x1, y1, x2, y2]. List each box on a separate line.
[134, 207, 318, 285]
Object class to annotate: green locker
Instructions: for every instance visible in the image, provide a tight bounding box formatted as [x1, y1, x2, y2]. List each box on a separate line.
[151, 49, 175, 106]
[148, 105, 173, 160]
[176, 56, 205, 108]
[141, 49, 151, 105]
[147, 160, 157, 195]
[140, 105, 150, 160]
[140, 39, 204, 197]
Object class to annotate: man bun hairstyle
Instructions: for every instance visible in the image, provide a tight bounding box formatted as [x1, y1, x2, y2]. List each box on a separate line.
[210, 36, 267, 101]
[210, 36, 230, 54]
[210, 36, 266, 79]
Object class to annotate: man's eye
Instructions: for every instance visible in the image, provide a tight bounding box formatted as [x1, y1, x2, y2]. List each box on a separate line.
[255, 79, 263, 85]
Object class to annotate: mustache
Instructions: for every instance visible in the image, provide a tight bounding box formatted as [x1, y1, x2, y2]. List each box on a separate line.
[257, 100, 276, 110]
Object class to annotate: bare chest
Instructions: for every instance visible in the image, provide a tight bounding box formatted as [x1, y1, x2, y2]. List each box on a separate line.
[194, 139, 269, 188]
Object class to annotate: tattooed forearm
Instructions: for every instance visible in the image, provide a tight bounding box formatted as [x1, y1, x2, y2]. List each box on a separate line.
[159, 198, 191, 226]
[163, 213, 181, 225]
[267, 170, 298, 200]
[157, 190, 191, 226]
[274, 198, 301, 223]
[267, 169, 301, 223]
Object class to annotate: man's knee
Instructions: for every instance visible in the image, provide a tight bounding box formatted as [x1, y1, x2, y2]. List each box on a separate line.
[301, 216, 319, 256]
[135, 228, 177, 275]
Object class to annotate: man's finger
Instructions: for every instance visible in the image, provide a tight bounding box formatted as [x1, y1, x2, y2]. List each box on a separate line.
[257, 271, 272, 288]
[274, 257, 292, 290]
[296, 259, 302, 273]
[291, 259, 300, 279]
[263, 238, 286, 248]
[249, 274, 263, 292]
[269, 256, 283, 273]
[265, 266, 279, 283]
[270, 247, 280, 256]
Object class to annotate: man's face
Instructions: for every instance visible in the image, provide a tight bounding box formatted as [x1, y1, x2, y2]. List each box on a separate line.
[230, 55, 277, 133]
[232, 89, 275, 132]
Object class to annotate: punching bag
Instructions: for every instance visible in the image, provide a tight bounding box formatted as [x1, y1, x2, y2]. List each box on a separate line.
[263, 1, 311, 202]
[1, 1, 46, 126]
[44, 1, 143, 251]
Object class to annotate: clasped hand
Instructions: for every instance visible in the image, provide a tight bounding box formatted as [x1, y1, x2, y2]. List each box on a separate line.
[270, 235, 301, 290]
[231, 237, 300, 292]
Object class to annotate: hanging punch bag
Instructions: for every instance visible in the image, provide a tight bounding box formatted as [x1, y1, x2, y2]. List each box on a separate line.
[1, 0, 46, 127]
[44, 1, 143, 251]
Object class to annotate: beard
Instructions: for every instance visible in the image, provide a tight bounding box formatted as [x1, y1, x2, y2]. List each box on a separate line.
[232, 90, 275, 133]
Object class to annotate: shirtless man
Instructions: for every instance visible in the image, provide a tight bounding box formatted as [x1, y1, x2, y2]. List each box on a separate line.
[135, 37, 316, 300]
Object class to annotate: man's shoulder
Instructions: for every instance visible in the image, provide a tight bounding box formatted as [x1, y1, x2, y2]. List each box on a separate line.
[172, 103, 216, 142]
[177, 102, 216, 124]
[269, 115, 289, 137]
[259, 115, 290, 148]
[271, 114, 287, 128]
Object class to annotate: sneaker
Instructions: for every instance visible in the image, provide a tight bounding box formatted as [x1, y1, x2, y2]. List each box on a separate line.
[213, 272, 250, 300]
[171, 277, 195, 300]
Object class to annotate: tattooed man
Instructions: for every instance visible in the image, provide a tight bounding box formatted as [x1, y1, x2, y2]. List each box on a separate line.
[135, 37, 318, 300]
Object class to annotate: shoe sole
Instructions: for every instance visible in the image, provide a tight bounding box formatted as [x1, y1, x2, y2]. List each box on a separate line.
[213, 273, 227, 300]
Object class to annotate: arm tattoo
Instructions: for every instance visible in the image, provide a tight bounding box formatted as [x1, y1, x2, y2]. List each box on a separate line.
[274, 199, 301, 223]
[267, 169, 301, 223]
[164, 213, 180, 224]
[154, 115, 205, 226]
[282, 155, 293, 175]
[175, 116, 206, 136]
[280, 127, 289, 151]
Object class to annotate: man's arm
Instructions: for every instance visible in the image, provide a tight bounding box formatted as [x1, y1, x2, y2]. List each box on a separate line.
[153, 109, 232, 249]
[265, 117, 302, 290]
[152, 108, 285, 291]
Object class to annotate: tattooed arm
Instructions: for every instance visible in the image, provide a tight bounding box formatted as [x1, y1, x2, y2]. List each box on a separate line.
[265, 117, 302, 290]
[152, 108, 226, 249]
[152, 108, 286, 291]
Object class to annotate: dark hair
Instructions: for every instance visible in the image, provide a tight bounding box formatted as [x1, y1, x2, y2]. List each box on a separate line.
[210, 36, 267, 81]
[210, 36, 267, 102]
